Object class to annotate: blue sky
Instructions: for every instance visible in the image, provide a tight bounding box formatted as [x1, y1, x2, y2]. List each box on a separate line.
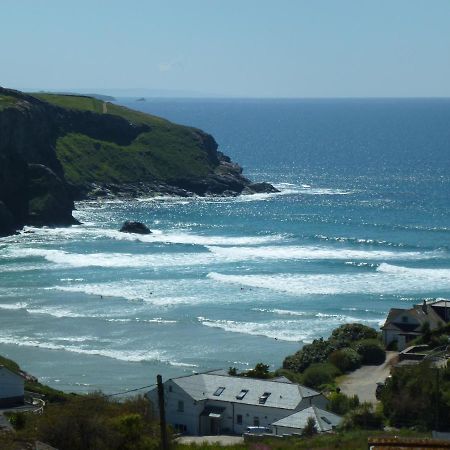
[1, 0, 450, 97]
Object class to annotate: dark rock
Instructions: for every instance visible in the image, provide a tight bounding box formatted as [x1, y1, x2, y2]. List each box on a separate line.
[0, 201, 16, 236]
[119, 221, 151, 234]
[27, 164, 78, 226]
[244, 182, 280, 194]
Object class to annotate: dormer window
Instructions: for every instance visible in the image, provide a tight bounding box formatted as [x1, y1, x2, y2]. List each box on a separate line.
[236, 389, 249, 400]
[402, 316, 408, 323]
[258, 392, 271, 404]
[213, 387, 225, 396]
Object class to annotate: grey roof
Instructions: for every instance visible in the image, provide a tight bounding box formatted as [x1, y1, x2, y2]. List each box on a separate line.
[271, 406, 342, 432]
[0, 365, 23, 379]
[431, 300, 450, 308]
[170, 373, 321, 410]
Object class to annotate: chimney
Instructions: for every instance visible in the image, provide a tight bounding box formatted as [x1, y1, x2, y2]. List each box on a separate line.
[422, 299, 428, 314]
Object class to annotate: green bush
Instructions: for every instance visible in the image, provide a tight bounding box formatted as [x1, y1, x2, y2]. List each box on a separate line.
[328, 391, 360, 415]
[283, 338, 336, 373]
[331, 323, 379, 346]
[340, 402, 384, 430]
[301, 363, 341, 390]
[353, 339, 386, 365]
[283, 324, 379, 374]
[328, 348, 362, 373]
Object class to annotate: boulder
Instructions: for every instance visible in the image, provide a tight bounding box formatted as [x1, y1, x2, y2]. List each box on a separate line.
[119, 221, 151, 234]
[27, 164, 78, 226]
[242, 182, 280, 195]
[0, 201, 16, 236]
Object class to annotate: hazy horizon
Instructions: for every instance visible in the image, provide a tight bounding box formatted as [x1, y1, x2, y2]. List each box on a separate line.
[2, 0, 450, 98]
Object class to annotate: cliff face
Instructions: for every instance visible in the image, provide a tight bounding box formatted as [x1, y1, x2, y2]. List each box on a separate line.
[0, 87, 277, 235]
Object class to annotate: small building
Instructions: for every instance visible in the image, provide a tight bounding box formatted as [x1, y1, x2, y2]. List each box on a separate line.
[271, 406, 342, 436]
[381, 300, 448, 351]
[0, 365, 24, 407]
[147, 371, 329, 436]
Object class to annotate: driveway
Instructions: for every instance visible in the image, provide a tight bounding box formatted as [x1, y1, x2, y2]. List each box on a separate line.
[176, 435, 244, 446]
[339, 351, 398, 404]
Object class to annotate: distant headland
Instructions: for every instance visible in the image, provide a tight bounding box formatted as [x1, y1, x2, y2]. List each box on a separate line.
[0, 87, 277, 236]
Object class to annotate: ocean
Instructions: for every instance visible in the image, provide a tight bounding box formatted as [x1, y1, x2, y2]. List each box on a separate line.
[1, 98, 449, 394]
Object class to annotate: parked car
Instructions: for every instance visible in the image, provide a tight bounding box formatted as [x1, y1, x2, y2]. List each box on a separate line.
[375, 382, 385, 400]
[245, 426, 272, 435]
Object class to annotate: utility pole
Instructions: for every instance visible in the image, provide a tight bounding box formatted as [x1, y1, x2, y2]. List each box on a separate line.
[157, 374, 169, 450]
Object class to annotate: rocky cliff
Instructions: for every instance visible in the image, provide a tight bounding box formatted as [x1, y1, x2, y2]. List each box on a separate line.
[0, 87, 277, 235]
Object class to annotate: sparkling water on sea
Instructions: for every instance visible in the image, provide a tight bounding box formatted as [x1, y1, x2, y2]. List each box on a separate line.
[0, 98, 449, 393]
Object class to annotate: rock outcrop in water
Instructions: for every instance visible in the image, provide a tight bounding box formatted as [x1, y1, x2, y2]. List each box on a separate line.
[0, 87, 278, 236]
[119, 221, 151, 234]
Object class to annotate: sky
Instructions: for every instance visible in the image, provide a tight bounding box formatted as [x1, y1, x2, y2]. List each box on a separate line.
[1, 0, 450, 97]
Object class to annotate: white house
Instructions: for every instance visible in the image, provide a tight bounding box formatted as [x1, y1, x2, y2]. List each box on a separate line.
[0, 365, 24, 407]
[272, 406, 342, 436]
[147, 371, 329, 436]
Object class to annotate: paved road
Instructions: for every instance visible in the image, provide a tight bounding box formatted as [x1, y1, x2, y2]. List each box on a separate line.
[339, 351, 398, 404]
[176, 435, 244, 446]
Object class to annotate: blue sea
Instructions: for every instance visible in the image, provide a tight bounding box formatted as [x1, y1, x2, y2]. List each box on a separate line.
[1, 98, 449, 394]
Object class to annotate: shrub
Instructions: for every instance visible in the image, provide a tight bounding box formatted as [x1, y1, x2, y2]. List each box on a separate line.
[328, 391, 360, 415]
[340, 402, 384, 430]
[283, 338, 336, 373]
[301, 363, 341, 390]
[245, 362, 271, 379]
[302, 416, 318, 437]
[283, 324, 379, 374]
[353, 339, 386, 365]
[328, 348, 362, 373]
[331, 324, 379, 346]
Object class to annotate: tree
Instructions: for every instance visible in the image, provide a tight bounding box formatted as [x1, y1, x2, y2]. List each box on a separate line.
[302, 416, 318, 437]
[246, 362, 271, 379]
[353, 339, 386, 365]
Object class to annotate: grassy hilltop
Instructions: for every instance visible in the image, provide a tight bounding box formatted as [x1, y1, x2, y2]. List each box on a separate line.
[32, 93, 217, 186]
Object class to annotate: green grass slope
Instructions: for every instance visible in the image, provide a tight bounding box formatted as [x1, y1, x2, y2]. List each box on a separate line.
[30, 93, 216, 187]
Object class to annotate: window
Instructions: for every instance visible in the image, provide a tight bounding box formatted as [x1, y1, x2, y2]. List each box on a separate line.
[253, 417, 260, 426]
[177, 400, 184, 412]
[402, 316, 408, 323]
[236, 389, 249, 400]
[236, 414, 243, 425]
[175, 424, 187, 433]
[169, 385, 173, 392]
[258, 392, 271, 404]
[321, 416, 332, 425]
[213, 386, 225, 396]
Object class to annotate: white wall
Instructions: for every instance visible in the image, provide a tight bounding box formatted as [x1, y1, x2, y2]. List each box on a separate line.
[0, 368, 24, 400]
[148, 381, 329, 436]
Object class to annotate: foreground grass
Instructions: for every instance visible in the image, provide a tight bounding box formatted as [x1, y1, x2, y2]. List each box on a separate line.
[175, 429, 431, 450]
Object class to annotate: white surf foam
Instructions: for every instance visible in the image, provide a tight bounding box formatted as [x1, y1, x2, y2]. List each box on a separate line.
[206, 245, 441, 261]
[12, 225, 283, 247]
[208, 264, 450, 295]
[0, 334, 195, 367]
[197, 316, 308, 342]
[197, 313, 379, 343]
[47, 279, 211, 306]
[0, 302, 28, 310]
[9, 247, 216, 268]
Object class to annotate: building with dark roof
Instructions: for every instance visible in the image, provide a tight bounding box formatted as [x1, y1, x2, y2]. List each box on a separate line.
[381, 300, 449, 350]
